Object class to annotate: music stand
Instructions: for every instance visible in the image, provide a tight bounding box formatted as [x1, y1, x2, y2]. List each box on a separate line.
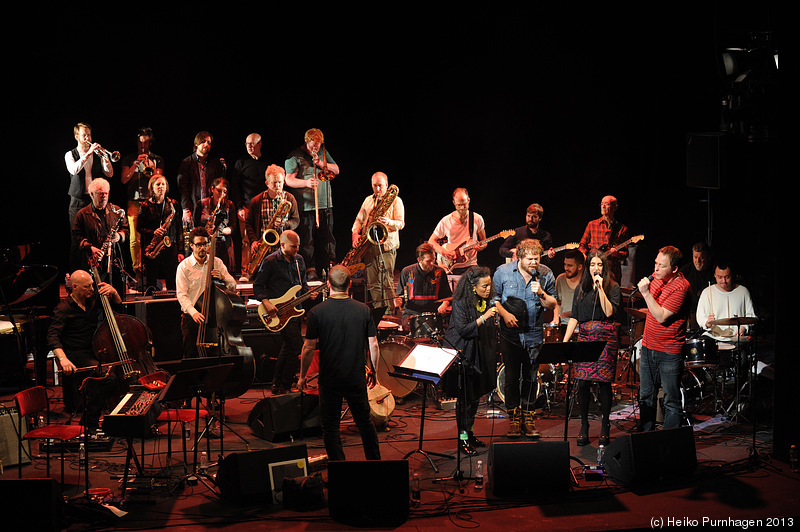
[159, 356, 252, 453]
[162, 363, 233, 491]
[390, 343, 459, 472]
[536, 341, 605, 441]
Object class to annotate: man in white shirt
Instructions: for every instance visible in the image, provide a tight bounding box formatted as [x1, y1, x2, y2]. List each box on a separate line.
[695, 261, 757, 341]
[65, 122, 114, 231]
[176, 226, 237, 358]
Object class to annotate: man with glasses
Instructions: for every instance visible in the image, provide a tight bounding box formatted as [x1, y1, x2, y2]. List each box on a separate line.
[428, 187, 487, 276]
[175, 226, 237, 358]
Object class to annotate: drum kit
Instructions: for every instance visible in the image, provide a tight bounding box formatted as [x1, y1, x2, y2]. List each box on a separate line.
[618, 306, 760, 421]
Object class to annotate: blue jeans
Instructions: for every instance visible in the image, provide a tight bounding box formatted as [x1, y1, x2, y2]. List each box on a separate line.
[638, 346, 684, 431]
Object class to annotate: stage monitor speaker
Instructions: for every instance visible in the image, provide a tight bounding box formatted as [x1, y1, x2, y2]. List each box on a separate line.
[216, 444, 308, 505]
[489, 441, 570, 498]
[327, 459, 409, 527]
[0, 407, 31, 467]
[686, 132, 728, 189]
[603, 426, 697, 485]
[0, 478, 64, 531]
[247, 392, 321, 442]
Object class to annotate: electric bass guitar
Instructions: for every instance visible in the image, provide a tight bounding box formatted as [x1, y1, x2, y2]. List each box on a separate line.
[437, 229, 514, 273]
[505, 242, 580, 263]
[257, 283, 328, 332]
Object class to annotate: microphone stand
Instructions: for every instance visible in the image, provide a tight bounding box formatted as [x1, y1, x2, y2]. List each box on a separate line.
[428, 324, 480, 493]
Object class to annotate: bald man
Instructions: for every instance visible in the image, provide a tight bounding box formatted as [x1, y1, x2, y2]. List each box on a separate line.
[232, 133, 269, 279]
[578, 195, 630, 282]
[253, 230, 318, 394]
[350, 171, 405, 315]
[47, 270, 122, 431]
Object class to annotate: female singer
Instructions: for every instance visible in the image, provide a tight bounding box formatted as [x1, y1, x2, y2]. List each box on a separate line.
[562, 250, 621, 446]
[138, 171, 181, 291]
[442, 266, 498, 455]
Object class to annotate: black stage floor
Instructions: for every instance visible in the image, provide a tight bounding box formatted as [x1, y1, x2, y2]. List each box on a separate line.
[1, 355, 798, 531]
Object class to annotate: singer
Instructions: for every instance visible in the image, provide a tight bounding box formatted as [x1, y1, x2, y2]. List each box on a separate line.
[441, 266, 497, 455]
[493, 239, 557, 438]
[636, 246, 692, 431]
[562, 251, 621, 446]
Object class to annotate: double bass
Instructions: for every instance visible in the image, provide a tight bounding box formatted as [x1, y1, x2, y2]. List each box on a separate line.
[87, 259, 167, 400]
[193, 192, 255, 398]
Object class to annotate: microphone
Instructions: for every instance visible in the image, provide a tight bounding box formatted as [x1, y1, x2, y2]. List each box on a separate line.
[632, 275, 655, 294]
[420, 321, 440, 338]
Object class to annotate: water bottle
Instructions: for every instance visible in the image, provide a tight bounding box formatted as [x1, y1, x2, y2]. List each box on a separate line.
[475, 460, 484, 491]
[597, 445, 605, 467]
[183, 423, 191, 441]
[411, 471, 420, 503]
[200, 451, 209, 473]
[78, 438, 86, 467]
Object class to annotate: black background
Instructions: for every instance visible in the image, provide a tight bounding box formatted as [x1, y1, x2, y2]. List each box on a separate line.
[6, 6, 779, 322]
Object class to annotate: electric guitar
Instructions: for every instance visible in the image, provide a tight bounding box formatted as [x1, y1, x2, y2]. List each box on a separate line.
[257, 283, 328, 332]
[598, 234, 644, 253]
[505, 242, 580, 263]
[437, 229, 514, 273]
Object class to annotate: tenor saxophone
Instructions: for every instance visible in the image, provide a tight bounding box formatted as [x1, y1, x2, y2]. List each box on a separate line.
[340, 184, 399, 268]
[246, 194, 292, 278]
[144, 202, 175, 260]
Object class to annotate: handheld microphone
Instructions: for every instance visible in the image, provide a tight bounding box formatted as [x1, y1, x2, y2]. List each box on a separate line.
[632, 275, 655, 294]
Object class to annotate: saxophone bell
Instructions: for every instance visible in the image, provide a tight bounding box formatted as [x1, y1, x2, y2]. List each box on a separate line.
[366, 220, 388, 246]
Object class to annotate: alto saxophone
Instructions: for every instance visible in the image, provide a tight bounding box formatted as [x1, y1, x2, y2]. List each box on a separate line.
[340, 184, 399, 268]
[246, 193, 292, 278]
[144, 202, 175, 260]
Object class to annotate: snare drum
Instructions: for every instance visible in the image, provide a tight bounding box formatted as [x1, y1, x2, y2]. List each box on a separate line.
[683, 337, 718, 367]
[543, 323, 562, 343]
[410, 312, 443, 339]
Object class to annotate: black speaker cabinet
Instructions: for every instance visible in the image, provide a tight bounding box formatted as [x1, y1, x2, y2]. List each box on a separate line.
[686, 132, 728, 189]
[603, 426, 697, 485]
[247, 392, 321, 442]
[0, 407, 31, 467]
[123, 298, 181, 361]
[489, 441, 570, 498]
[327, 459, 409, 527]
[216, 444, 309, 505]
[0, 478, 65, 531]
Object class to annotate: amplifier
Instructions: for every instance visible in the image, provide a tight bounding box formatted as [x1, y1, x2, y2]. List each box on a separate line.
[0, 407, 31, 467]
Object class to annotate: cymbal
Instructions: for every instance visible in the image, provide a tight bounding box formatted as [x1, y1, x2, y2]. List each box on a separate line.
[710, 316, 758, 326]
[625, 308, 647, 320]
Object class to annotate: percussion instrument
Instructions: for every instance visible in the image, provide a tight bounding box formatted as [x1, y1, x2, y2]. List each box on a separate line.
[409, 312, 443, 339]
[683, 337, 718, 367]
[376, 336, 418, 398]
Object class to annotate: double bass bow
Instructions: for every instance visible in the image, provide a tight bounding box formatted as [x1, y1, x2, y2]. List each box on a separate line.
[194, 190, 255, 399]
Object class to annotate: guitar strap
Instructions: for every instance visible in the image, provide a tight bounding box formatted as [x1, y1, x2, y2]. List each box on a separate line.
[469, 210, 474, 240]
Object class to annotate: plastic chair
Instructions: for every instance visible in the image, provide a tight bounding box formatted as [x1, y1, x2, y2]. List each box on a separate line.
[14, 386, 85, 483]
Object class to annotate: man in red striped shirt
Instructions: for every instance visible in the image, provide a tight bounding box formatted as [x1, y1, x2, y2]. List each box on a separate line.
[637, 246, 692, 431]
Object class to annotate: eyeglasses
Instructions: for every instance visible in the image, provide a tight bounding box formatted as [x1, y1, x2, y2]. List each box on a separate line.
[191, 241, 210, 248]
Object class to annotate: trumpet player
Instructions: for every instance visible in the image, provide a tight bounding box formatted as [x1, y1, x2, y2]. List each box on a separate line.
[65, 122, 114, 234]
[138, 171, 181, 291]
[71, 178, 129, 298]
[245, 164, 299, 279]
[351, 172, 405, 315]
[285, 128, 340, 281]
[121, 127, 165, 278]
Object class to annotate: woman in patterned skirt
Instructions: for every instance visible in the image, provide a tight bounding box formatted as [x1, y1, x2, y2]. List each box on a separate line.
[563, 251, 621, 446]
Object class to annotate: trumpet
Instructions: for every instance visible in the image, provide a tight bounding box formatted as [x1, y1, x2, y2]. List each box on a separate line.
[95, 144, 121, 163]
[134, 156, 155, 176]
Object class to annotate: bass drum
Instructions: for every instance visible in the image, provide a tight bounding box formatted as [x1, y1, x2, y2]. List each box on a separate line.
[376, 336, 418, 398]
[680, 367, 709, 413]
[495, 363, 542, 405]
